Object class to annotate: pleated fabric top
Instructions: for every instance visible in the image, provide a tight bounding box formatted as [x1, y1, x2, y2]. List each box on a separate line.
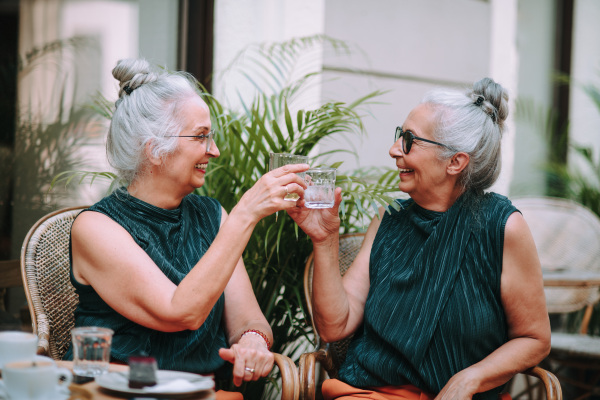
[338, 191, 517, 400]
[64, 188, 229, 376]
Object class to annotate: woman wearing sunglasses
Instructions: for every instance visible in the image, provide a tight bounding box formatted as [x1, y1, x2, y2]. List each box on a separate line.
[64, 59, 308, 399]
[288, 78, 550, 399]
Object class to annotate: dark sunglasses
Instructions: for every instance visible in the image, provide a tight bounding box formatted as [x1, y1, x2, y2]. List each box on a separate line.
[394, 126, 457, 154]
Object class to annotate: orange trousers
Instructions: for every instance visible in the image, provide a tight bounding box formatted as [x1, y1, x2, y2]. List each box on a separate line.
[322, 379, 512, 400]
[215, 390, 244, 400]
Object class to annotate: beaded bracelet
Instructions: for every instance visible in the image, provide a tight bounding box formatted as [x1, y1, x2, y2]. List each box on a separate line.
[241, 329, 271, 350]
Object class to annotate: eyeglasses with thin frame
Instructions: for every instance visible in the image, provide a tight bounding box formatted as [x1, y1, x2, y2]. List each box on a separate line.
[394, 126, 457, 154]
[166, 129, 216, 152]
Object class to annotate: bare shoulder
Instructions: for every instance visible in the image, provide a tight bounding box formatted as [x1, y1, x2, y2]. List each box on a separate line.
[503, 211, 532, 245]
[71, 210, 140, 256]
[502, 211, 542, 280]
[71, 210, 124, 239]
[364, 206, 388, 239]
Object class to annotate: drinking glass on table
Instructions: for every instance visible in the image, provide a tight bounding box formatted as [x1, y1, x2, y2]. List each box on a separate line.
[71, 327, 113, 377]
[269, 153, 309, 201]
[304, 167, 336, 209]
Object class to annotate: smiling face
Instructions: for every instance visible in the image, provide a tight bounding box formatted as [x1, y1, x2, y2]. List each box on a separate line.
[160, 96, 220, 196]
[389, 103, 454, 205]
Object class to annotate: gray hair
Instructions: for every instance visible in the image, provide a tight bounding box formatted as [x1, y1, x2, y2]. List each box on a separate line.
[107, 58, 204, 185]
[421, 77, 509, 192]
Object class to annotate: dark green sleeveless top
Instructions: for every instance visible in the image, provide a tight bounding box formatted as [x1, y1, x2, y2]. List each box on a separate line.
[338, 191, 517, 400]
[64, 188, 228, 375]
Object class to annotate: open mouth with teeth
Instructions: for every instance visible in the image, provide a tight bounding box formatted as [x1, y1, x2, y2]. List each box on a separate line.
[398, 168, 414, 173]
[195, 163, 207, 170]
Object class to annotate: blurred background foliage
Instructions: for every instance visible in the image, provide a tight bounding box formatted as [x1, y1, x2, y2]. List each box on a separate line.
[516, 74, 600, 338]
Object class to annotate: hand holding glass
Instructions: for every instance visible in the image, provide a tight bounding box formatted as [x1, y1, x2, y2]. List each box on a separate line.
[304, 168, 336, 209]
[269, 153, 309, 201]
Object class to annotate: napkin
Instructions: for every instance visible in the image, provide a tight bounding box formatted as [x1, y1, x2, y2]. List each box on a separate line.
[144, 378, 204, 393]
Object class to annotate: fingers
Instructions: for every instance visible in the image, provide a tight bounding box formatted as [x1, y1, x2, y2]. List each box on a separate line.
[262, 173, 307, 211]
[262, 166, 308, 198]
[274, 169, 308, 190]
[332, 186, 343, 209]
[269, 163, 309, 178]
[282, 182, 306, 200]
[218, 348, 234, 363]
[219, 345, 274, 387]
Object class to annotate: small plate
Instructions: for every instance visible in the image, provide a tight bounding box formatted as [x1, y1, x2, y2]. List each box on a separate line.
[96, 370, 214, 395]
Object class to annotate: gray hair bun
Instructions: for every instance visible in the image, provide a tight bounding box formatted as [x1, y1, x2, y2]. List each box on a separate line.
[470, 77, 509, 131]
[112, 58, 160, 99]
[420, 77, 510, 192]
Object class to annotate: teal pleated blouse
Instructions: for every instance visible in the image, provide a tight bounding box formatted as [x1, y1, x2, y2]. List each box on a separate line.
[337, 191, 517, 400]
[64, 188, 229, 376]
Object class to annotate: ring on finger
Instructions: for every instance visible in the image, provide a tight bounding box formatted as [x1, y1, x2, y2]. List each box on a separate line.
[245, 367, 255, 373]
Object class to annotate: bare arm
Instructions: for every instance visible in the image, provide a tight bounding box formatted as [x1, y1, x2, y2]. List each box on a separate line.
[217, 257, 274, 386]
[72, 164, 308, 332]
[311, 207, 386, 343]
[221, 260, 273, 348]
[435, 212, 551, 399]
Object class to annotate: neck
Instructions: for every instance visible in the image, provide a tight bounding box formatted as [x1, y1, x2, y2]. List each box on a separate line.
[127, 172, 189, 210]
[412, 184, 466, 212]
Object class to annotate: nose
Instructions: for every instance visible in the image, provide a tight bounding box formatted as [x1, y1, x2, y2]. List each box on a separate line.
[207, 140, 220, 158]
[390, 139, 403, 159]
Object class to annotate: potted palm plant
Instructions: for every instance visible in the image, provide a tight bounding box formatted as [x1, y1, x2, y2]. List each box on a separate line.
[53, 35, 401, 399]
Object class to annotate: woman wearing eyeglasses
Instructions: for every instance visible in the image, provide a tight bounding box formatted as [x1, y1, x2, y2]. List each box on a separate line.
[288, 78, 550, 399]
[65, 59, 307, 399]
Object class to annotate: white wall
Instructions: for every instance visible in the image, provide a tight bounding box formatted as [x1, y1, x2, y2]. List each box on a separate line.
[138, 0, 179, 70]
[489, 0, 518, 195]
[510, 0, 556, 196]
[319, 0, 517, 195]
[213, 0, 325, 111]
[569, 0, 600, 170]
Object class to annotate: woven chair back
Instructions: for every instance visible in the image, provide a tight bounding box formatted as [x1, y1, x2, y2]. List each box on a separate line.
[304, 233, 365, 377]
[20, 206, 87, 360]
[512, 197, 600, 314]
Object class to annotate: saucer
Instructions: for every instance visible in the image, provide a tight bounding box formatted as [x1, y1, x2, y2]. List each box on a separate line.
[96, 370, 214, 396]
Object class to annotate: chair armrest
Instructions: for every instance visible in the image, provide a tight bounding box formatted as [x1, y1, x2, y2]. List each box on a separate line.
[523, 366, 562, 400]
[299, 348, 333, 400]
[35, 313, 51, 357]
[273, 352, 299, 400]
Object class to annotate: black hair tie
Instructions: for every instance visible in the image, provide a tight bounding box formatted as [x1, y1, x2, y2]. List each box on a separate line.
[474, 95, 484, 107]
[123, 85, 134, 95]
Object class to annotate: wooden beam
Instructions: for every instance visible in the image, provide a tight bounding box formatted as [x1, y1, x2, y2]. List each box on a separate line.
[0, 259, 22, 288]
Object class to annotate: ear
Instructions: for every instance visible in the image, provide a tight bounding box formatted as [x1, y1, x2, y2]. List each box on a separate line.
[144, 140, 162, 166]
[447, 152, 470, 176]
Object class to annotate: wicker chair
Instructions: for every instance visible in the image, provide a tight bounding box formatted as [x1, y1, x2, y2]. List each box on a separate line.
[20, 206, 299, 400]
[512, 197, 600, 400]
[299, 233, 562, 400]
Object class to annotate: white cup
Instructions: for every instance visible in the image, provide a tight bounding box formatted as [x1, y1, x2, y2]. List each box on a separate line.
[1, 358, 72, 400]
[0, 331, 38, 370]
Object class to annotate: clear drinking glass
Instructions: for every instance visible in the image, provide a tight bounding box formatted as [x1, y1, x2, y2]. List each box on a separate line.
[71, 327, 113, 377]
[269, 153, 309, 201]
[304, 167, 336, 209]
